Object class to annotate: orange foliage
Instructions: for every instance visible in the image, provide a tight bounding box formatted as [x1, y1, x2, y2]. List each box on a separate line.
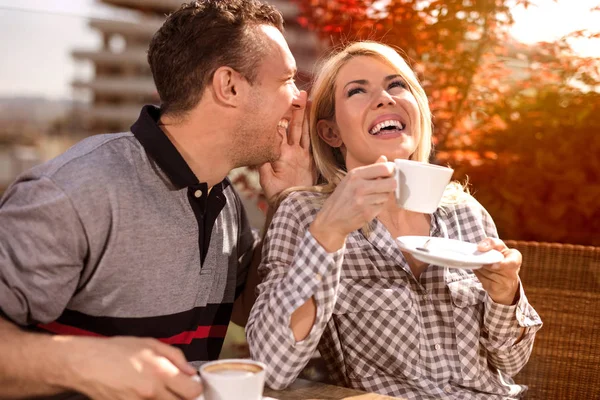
[288, 0, 600, 245]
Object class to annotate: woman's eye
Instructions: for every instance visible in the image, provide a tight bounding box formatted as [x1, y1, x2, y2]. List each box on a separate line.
[347, 87, 365, 97]
[389, 80, 407, 90]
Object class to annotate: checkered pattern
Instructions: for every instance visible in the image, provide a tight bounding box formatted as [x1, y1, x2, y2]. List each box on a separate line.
[247, 191, 542, 399]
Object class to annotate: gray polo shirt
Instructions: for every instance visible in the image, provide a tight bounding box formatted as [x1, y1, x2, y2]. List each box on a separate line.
[0, 105, 258, 364]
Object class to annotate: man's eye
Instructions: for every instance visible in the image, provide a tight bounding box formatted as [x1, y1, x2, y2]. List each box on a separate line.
[347, 87, 365, 97]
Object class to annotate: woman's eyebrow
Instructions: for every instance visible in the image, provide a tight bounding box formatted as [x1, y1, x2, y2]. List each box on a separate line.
[384, 74, 402, 82]
[343, 79, 368, 89]
[343, 74, 403, 89]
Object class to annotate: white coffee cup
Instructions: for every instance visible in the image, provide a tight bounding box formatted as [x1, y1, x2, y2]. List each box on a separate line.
[394, 159, 453, 213]
[199, 359, 266, 400]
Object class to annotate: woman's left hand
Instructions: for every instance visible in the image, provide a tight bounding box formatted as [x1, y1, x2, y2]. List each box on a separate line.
[259, 91, 315, 205]
[474, 238, 522, 305]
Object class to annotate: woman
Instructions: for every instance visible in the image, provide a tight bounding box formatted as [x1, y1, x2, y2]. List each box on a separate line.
[246, 41, 542, 399]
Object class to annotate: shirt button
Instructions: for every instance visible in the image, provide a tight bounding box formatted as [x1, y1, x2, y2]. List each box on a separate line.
[315, 273, 322, 281]
[444, 386, 452, 393]
[194, 189, 203, 198]
[434, 344, 441, 350]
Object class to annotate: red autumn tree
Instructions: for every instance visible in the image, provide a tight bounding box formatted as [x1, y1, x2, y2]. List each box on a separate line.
[290, 0, 600, 245]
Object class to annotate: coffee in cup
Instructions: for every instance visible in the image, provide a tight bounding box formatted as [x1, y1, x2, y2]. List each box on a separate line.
[394, 159, 453, 213]
[199, 359, 266, 400]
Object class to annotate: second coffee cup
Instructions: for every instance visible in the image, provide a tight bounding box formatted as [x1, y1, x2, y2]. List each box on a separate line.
[199, 359, 266, 400]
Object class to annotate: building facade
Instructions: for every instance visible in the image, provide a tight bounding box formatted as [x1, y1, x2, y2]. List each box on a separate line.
[72, 0, 321, 133]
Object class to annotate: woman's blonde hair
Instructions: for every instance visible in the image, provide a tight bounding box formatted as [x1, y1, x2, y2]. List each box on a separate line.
[278, 41, 466, 208]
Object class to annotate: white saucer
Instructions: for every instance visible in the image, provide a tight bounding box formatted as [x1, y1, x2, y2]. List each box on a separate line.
[396, 236, 503, 269]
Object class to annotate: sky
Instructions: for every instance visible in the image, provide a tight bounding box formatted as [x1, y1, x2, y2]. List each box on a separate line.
[510, 0, 600, 55]
[0, 0, 134, 101]
[0, 0, 598, 101]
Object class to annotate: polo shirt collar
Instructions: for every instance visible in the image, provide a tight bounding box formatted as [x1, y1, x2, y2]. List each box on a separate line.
[131, 105, 200, 189]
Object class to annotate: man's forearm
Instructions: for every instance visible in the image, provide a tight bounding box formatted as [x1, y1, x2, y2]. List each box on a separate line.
[0, 317, 78, 398]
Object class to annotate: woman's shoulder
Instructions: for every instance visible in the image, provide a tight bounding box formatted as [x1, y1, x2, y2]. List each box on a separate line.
[276, 190, 327, 222]
[440, 188, 489, 218]
[439, 189, 497, 237]
[441, 182, 482, 209]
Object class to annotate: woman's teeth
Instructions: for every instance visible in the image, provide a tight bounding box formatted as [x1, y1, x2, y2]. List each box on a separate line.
[369, 120, 405, 135]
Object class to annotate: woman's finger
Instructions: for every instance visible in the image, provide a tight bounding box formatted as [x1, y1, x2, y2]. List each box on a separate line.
[349, 162, 395, 180]
[477, 237, 507, 252]
[300, 99, 311, 150]
[288, 90, 308, 146]
[480, 248, 521, 272]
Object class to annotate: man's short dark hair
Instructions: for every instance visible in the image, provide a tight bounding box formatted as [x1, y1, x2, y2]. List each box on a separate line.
[148, 0, 285, 116]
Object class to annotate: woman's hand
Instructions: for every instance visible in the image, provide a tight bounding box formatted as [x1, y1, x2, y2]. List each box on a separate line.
[474, 238, 522, 305]
[259, 91, 315, 205]
[310, 156, 396, 252]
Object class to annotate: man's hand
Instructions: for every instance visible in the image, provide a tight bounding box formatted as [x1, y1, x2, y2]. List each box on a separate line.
[259, 90, 315, 205]
[474, 238, 522, 305]
[70, 337, 203, 400]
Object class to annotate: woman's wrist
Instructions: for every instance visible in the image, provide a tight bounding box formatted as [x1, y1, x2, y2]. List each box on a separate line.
[309, 215, 346, 253]
[489, 282, 520, 306]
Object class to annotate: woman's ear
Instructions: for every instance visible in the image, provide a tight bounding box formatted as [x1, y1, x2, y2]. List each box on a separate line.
[316, 120, 343, 147]
[211, 66, 246, 107]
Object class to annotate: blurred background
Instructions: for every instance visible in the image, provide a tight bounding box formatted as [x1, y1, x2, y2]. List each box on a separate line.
[0, 0, 598, 368]
[0, 0, 598, 241]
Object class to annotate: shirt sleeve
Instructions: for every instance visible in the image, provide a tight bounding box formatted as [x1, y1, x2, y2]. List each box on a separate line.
[475, 201, 543, 376]
[0, 176, 88, 326]
[481, 281, 543, 376]
[246, 193, 345, 390]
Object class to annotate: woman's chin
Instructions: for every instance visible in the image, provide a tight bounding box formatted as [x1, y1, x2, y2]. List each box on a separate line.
[382, 151, 412, 162]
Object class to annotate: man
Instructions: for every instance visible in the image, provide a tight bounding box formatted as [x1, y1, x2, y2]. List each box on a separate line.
[0, 1, 313, 399]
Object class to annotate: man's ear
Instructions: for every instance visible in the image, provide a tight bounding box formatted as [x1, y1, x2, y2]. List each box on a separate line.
[211, 66, 246, 106]
[316, 119, 343, 147]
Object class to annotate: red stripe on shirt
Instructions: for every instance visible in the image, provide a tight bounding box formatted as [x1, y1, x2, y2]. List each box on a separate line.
[37, 321, 104, 337]
[158, 325, 228, 345]
[37, 321, 228, 345]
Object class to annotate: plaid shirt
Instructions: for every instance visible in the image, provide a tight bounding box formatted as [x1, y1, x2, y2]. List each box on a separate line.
[247, 191, 542, 399]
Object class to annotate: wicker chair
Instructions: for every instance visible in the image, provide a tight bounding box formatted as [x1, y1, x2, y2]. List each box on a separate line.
[505, 241, 600, 400]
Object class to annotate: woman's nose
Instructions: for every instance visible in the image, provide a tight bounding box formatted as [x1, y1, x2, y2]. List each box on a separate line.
[373, 90, 396, 109]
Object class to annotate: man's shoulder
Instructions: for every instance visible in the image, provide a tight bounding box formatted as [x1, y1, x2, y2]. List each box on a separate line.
[47, 132, 136, 171]
[31, 132, 140, 182]
[6, 132, 145, 205]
